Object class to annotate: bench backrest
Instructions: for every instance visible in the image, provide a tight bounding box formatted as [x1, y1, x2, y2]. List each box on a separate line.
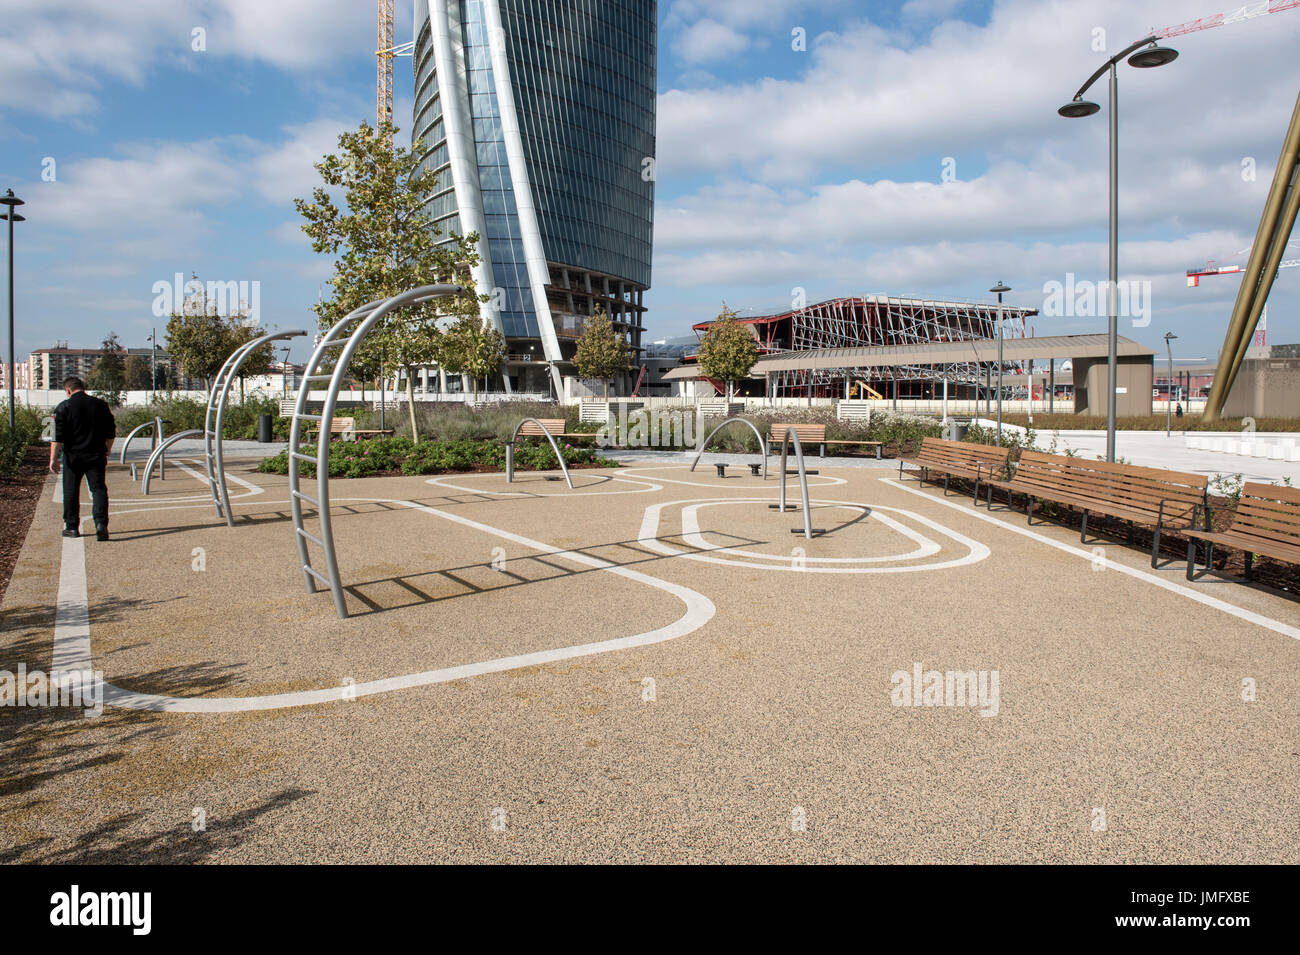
[1013, 450, 1206, 514]
[279, 399, 297, 417]
[771, 423, 826, 444]
[915, 436, 1011, 474]
[330, 417, 355, 433]
[516, 418, 565, 437]
[1228, 482, 1300, 549]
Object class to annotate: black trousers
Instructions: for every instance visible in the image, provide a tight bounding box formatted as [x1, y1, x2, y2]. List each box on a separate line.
[63, 454, 109, 531]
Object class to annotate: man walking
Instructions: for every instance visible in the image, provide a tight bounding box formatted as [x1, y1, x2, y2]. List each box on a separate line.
[49, 377, 116, 541]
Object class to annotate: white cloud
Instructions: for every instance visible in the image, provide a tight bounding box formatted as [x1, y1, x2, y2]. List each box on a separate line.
[672, 19, 751, 65]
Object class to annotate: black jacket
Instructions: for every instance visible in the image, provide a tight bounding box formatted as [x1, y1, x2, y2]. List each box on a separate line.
[54, 391, 116, 460]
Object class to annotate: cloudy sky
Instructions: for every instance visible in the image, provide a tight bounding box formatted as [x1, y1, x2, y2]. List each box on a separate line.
[1, 0, 1297, 365]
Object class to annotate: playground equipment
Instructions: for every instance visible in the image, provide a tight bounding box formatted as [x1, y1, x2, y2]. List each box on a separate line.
[289, 284, 465, 618]
[504, 418, 574, 488]
[137, 330, 307, 514]
[119, 415, 166, 481]
[769, 426, 817, 540]
[689, 418, 768, 479]
[205, 329, 306, 525]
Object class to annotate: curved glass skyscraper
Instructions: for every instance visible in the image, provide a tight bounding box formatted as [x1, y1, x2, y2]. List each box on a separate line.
[413, 0, 656, 396]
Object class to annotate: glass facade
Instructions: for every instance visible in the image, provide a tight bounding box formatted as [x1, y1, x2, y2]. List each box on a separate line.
[413, 0, 656, 372]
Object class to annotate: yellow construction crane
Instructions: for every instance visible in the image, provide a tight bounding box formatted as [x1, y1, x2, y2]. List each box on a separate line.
[375, 0, 415, 134]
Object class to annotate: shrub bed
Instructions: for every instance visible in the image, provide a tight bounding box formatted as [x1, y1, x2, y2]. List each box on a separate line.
[257, 436, 616, 479]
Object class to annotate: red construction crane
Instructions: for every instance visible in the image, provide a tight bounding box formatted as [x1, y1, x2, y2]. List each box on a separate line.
[1147, 0, 1300, 39]
[1187, 245, 1300, 286]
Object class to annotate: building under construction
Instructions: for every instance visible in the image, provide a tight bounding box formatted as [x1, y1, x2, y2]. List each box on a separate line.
[685, 295, 1039, 399]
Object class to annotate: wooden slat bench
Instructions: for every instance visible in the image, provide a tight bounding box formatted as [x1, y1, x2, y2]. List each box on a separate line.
[514, 418, 592, 441]
[986, 451, 1208, 568]
[766, 423, 882, 459]
[1184, 482, 1300, 582]
[897, 436, 1012, 502]
[306, 417, 356, 442]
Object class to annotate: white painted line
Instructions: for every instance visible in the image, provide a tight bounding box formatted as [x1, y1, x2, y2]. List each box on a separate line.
[680, 500, 940, 563]
[637, 498, 989, 574]
[620, 464, 849, 490]
[426, 471, 663, 497]
[55, 495, 716, 713]
[882, 478, 1300, 640]
[51, 534, 93, 681]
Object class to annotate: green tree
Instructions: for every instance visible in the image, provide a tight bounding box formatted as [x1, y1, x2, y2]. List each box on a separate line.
[573, 306, 631, 398]
[164, 279, 229, 390]
[439, 315, 506, 403]
[123, 354, 152, 390]
[86, 332, 126, 405]
[295, 120, 482, 442]
[696, 303, 758, 400]
[225, 317, 275, 402]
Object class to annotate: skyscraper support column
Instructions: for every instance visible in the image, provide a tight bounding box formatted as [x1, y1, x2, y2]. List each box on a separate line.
[1204, 90, 1300, 422]
[482, 0, 564, 397]
[428, 0, 505, 343]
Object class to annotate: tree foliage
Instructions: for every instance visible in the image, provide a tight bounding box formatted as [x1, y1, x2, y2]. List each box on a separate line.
[86, 332, 126, 405]
[573, 306, 631, 398]
[696, 303, 758, 398]
[123, 354, 153, 390]
[438, 315, 506, 402]
[294, 120, 483, 441]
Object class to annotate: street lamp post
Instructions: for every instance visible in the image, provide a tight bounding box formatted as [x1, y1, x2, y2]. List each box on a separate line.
[990, 281, 1010, 443]
[147, 328, 158, 404]
[1060, 37, 1179, 462]
[0, 189, 25, 446]
[281, 347, 291, 397]
[1164, 331, 1178, 437]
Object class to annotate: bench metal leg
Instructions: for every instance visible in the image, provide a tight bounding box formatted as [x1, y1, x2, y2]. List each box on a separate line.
[1150, 523, 1162, 569]
[1186, 538, 1198, 580]
[875, 446, 882, 459]
[714, 464, 727, 478]
[1080, 511, 1089, 543]
[943, 473, 950, 495]
[1027, 498, 1035, 525]
[1127, 522, 1136, 545]
[1244, 552, 1253, 581]
[820, 443, 825, 458]
[972, 479, 980, 503]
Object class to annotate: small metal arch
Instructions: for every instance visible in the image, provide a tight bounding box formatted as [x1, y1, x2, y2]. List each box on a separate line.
[290, 285, 465, 618]
[689, 418, 767, 479]
[119, 415, 165, 479]
[205, 329, 307, 526]
[140, 429, 204, 494]
[504, 418, 574, 489]
[774, 426, 816, 540]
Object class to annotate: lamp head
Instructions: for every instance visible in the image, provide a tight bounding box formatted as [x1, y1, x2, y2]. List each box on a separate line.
[1128, 43, 1178, 68]
[1059, 99, 1100, 119]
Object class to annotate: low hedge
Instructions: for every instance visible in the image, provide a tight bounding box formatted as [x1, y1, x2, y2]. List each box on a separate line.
[257, 436, 616, 479]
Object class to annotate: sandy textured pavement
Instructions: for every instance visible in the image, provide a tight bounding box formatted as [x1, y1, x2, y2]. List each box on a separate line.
[1, 454, 1296, 863]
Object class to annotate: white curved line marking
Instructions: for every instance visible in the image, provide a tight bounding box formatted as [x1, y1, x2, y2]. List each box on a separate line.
[637, 498, 989, 573]
[54, 497, 715, 713]
[884, 478, 1300, 639]
[680, 501, 939, 563]
[619, 464, 849, 490]
[426, 471, 664, 497]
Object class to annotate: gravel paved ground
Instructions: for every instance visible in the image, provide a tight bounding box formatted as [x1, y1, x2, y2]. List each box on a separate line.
[1, 456, 1296, 863]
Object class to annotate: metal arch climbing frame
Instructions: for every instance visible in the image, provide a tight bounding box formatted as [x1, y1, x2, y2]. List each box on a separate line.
[205, 329, 307, 526]
[120, 415, 165, 480]
[140, 429, 204, 494]
[504, 418, 574, 489]
[689, 418, 768, 479]
[289, 284, 465, 618]
[774, 427, 816, 540]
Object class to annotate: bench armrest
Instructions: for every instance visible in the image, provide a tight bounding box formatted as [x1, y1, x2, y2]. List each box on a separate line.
[1157, 497, 1200, 527]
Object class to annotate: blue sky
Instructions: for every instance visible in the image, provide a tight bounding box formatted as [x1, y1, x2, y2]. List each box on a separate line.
[1, 0, 1298, 367]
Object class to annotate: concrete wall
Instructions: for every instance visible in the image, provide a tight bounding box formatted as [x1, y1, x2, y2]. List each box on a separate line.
[1223, 357, 1300, 418]
[1072, 355, 1154, 416]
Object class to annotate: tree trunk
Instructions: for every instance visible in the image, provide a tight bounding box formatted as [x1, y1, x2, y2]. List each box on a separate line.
[405, 366, 418, 444]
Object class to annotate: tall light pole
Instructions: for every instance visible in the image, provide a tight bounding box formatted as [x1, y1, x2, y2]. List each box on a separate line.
[1164, 331, 1178, 437]
[0, 189, 25, 446]
[147, 328, 159, 404]
[281, 346, 291, 397]
[1060, 37, 1179, 461]
[990, 281, 1010, 443]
